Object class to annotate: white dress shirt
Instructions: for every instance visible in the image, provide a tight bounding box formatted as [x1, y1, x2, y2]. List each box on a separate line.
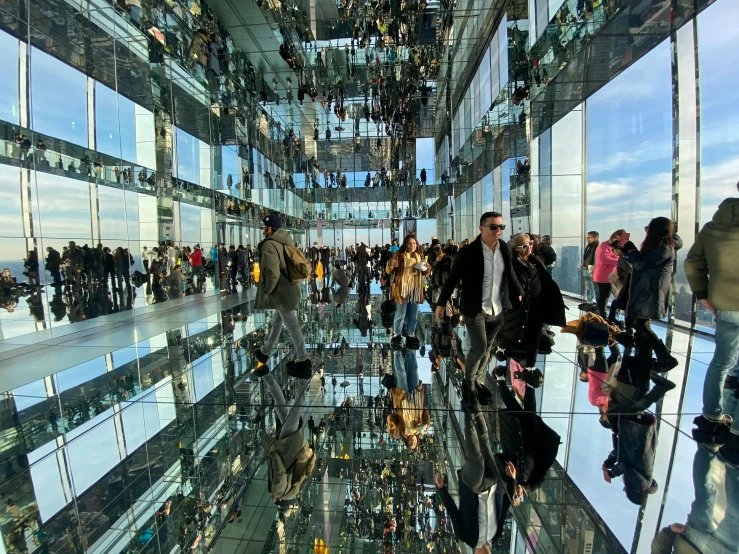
[481, 241, 504, 316]
[476, 483, 499, 547]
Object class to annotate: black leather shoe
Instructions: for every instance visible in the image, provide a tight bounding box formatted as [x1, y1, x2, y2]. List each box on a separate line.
[406, 335, 421, 350]
[251, 363, 270, 378]
[255, 348, 269, 364]
[287, 358, 312, 379]
[652, 356, 679, 372]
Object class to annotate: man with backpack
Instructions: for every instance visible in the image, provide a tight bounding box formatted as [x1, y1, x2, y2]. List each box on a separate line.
[254, 214, 312, 379]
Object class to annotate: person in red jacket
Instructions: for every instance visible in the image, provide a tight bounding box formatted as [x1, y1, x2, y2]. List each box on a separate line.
[189, 244, 203, 280]
[592, 229, 624, 318]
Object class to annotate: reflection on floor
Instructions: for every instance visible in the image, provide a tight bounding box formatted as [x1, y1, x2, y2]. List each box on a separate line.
[0, 283, 736, 554]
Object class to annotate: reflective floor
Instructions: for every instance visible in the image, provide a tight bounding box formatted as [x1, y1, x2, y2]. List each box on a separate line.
[0, 280, 736, 554]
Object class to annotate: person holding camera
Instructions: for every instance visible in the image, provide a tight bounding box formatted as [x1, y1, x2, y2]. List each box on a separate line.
[386, 234, 431, 349]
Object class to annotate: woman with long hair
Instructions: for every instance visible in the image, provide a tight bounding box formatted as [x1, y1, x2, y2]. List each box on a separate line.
[593, 229, 624, 317]
[620, 217, 682, 372]
[385, 234, 431, 349]
[496, 233, 566, 386]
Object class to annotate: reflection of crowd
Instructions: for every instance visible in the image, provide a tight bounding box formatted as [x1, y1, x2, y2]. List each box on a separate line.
[0, 241, 213, 323]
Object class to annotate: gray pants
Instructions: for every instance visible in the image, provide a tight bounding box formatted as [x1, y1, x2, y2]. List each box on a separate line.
[460, 411, 498, 494]
[262, 309, 309, 361]
[462, 312, 505, 386]
[263, 373, 310, 439]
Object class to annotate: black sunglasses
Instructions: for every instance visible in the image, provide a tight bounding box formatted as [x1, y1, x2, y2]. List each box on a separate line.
[484, 224, 506, 231]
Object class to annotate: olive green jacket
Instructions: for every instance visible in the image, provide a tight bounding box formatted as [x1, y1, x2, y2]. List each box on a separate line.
[255, 229, 300, 311]
[684, 198, 739, 311]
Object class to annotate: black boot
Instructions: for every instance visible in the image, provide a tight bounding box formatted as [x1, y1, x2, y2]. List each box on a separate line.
[287, 358, 312, 379]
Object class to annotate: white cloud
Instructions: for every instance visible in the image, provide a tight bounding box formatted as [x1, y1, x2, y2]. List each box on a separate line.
[587, 141, 672, 176]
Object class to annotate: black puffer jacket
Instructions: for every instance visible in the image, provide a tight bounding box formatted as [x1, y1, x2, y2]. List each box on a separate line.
[623, 236, 682, 320]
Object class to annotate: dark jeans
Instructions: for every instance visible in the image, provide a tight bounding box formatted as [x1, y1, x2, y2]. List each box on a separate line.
[596, 282, 612, 318]
[459, 411, 498, 493]
[633, 318, 670, 363]
[462, 312, 505, 386]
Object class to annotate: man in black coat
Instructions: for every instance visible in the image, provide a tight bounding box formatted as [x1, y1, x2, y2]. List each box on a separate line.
[435, 212, 524, 408]
[435, 409, 516, 553]
[45, 247, 62, 287]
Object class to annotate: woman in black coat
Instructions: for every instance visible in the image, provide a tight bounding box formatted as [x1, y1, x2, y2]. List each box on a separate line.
[619, 217, 682, 372]
[496, 233, 566, 383]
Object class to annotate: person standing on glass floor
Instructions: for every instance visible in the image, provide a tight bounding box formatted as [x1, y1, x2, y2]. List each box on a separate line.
[684, 182, 739, 459]
[435, 212, 523, 411]
[254, 214, 312, 378]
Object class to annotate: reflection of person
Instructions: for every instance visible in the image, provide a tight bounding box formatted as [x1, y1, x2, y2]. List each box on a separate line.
[651, 445, 739, 554]
[496, 380, 560, 494]
[252, 363, 316, 506]
[387, 351, 429, 450]
[45, 247, 63, 287]
[23, 249, 40, 286]
[435, 409, 516, 553]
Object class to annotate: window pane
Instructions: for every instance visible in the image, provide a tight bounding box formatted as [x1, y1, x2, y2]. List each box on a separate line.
[31, 48, 88, 147]
[0, 30, 19, 124]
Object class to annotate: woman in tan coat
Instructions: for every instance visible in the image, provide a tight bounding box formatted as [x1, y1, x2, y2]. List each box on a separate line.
[385, 234, 431, 349]
[387, 386, 430, 450]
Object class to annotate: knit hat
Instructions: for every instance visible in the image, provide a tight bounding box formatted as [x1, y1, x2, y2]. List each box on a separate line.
[262, 214, 282, 229]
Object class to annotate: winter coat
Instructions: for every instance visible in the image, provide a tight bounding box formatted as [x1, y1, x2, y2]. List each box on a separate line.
[207, 40, 220, 75]
[593, 241, 619, 283]
[189, 30, 209, 66]
[582, 240, 598, 268]
[431, 253, 452, 290]
[331, 267, 350, 288]
[189, 248, 202, 267]
[624, 236, 682, 320]
[437, 457, 512, 549]
[385, 251, 431, 304]
[651, 527, 705, 554]
[218, 249, 229, 273]
[267, 419, 309, 502]
[604, 413, 657, 497]
[255, 229, 301, 311]
[499, 410, 560, 491]
[684, 197, 739, 311]
[45, 249, 61, 270]
[497, 253, 566, 349]
[437, 235, 524, 318]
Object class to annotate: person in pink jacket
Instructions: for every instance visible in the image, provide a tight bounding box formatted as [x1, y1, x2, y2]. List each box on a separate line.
[593, 229, 624, 317]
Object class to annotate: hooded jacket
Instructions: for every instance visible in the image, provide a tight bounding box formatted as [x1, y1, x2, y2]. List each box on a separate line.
[684, 197, 739, 311]
[255, 229, 301, 311]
